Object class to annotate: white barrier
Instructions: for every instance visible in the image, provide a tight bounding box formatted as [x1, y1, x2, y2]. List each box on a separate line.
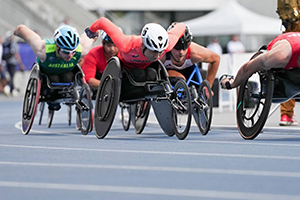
[215, 53, 255, 113]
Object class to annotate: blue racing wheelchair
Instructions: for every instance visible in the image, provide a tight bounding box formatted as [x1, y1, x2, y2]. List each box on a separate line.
[182, 64, 213, 135]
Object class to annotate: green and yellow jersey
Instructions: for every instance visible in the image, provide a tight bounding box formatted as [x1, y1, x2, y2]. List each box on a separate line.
[37, 39, 81, 74]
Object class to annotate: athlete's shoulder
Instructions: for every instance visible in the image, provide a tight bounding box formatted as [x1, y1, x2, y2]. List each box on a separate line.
[44, 38, 56, 53]
[126, 35, 141, 47]
[44, 38, 55, 45]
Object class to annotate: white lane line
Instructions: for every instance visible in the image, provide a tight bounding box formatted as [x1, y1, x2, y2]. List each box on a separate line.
[187, 139, 300, 147]
[1, 144, 300, 160]
[14, 121, 50, 134]
[1, 161, 300, 178]
[0, 181, 299, 200]
[14, 120, 300, 148]
[14, 121, 78, 134]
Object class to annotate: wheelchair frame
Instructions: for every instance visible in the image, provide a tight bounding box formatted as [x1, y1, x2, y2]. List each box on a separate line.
[182, 64, 213, 135]
[21, 62, 93, 135]
[236, 47, 300, 139]
[94, 56, 193, 140]
[120, 63, 214, 136]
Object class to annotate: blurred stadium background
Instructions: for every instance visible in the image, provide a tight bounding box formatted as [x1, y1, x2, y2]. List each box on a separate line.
[0, 0, 279, 50]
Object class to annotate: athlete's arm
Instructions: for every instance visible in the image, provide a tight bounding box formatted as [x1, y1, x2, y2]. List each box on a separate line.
[89, 17, 133, 53]
[230, 40, 291, 89]
[82, 53, 98, 87]
[190, 42, 220, 87]
[165, 23, 186, 52]
[14, 25, 46, 62]
[80, 32, 97, 57]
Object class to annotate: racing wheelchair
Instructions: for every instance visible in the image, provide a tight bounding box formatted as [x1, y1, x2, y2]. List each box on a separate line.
[236, 45, 300, 139]
[94, 56, 192, 140]
[119, 63, 213, 136]
[181, 64, 213, 135]
[22, 62, 93, 135]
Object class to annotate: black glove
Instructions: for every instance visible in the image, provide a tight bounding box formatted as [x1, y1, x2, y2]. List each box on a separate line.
[85, 27, 98, 39]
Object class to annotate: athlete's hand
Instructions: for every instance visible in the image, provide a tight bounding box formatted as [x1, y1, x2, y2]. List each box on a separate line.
[85, 27, 99, 39]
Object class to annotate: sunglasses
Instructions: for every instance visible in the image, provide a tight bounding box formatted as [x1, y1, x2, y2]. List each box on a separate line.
[61, 48, 76, 54]
[174, 42, 189, 50]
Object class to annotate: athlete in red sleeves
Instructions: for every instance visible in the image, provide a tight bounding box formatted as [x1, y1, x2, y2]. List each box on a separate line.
[220, 32, 300, 90]
[82, 31, 119, 90]
[85, 17, 186, 99]
[85, 17, 186, 70]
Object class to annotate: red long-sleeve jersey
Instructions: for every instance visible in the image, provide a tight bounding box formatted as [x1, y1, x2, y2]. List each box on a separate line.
[90, 17, 185, 69]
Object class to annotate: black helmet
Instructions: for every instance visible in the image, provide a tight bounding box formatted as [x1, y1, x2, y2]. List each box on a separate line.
[100, 30, 113, 43]
[168, 22, 193, 50]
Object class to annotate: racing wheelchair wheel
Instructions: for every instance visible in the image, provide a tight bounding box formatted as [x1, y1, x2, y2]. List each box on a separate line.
[120, 103, 131, 131]
[22, 65, 41, 135]
[131, 100, 151, 134]
[94, 57, 122, 139]
[236, 70, 273, 139]
[192, 80, 213, 135]
[76, 83, 93, 135]
[172, 79, 192, 140]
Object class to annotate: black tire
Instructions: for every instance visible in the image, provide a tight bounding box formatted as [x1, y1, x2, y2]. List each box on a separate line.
[22, 77, 41, 135]
[192, 80, 213, 135]
[121, 103, 131, 131]
[133, 101, 150, 134]
[236, 70, 274, 139]
[94, 57, 122, 139]
[38, 102, 45, 125]
[94, 75, 119, 139]
[47, 109, 54, 128]
[77, 83, 93, 135]
[172, 79, 192, 140]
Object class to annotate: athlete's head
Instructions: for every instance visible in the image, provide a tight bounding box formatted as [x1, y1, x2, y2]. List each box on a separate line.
[100, 30, 113, 44]
[100, 30, 119, 57]
[54, 25, 80, 51]
[54, 25, 80, 61]
[168, 23, 193, 62]
[141, 23, 169, 62]
[168, 22, 193, 50]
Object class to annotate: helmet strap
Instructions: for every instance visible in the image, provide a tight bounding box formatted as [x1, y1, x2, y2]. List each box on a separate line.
[56, 47, 63, 58]
[141, 43, 147, 55]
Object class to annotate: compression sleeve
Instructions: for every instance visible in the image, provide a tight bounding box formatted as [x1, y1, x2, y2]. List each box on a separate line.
[89, 17, 134, 53]
[165, 22, 186, 52]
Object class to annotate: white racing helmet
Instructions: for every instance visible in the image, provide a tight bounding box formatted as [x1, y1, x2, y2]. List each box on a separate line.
[141, 23, 169, 52]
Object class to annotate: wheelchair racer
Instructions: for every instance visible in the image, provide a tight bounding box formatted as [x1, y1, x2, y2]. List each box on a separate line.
[275, 0, 300, 126]
[81, 31, 119, 98]
[160, 23, 220, 92]
[85, 17, 186, 100]
[220, 32, 300, 90]
[14, 24, 96, 110]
